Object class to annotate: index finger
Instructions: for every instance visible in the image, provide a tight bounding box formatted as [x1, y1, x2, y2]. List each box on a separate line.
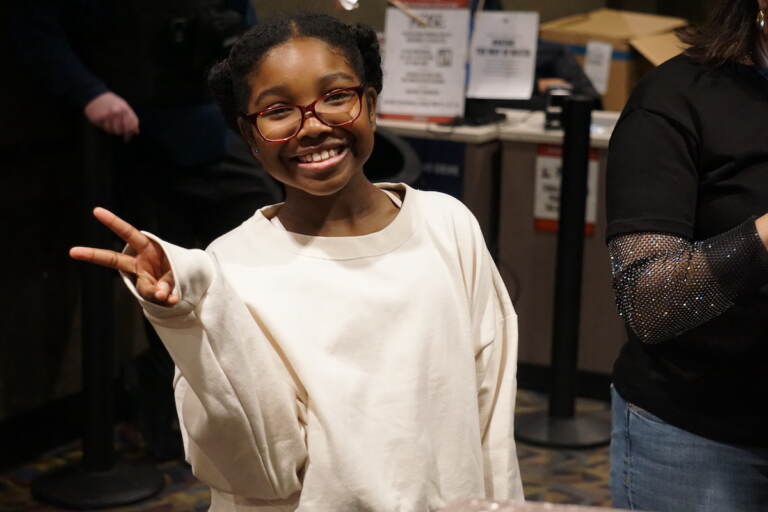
[92, 207, 152, 254]
[69, 246, 137, 274]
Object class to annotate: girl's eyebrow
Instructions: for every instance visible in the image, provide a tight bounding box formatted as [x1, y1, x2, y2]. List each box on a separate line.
[318, 72, 357, 88]
[253, 85, 291, 108]
[252, 72, 358, 108]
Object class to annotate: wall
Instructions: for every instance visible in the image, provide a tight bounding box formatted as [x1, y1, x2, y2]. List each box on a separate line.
[251, 0, 609, 31]
[250, 0, 719, 30]
[247, 0, 737, 40]
[252, 0, 389, 31]
[608, 0, 718, 23]
[500, 0, 606, 22]
[0, 5, 160, 429]
[0, 3, 82, 424]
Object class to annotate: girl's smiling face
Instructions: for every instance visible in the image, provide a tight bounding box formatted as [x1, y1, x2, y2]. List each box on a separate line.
[242, 37, 377, 197]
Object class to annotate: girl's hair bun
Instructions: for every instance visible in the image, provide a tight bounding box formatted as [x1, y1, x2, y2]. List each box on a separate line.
[350, 24, 383, 94]
[207, 59, 240, 132]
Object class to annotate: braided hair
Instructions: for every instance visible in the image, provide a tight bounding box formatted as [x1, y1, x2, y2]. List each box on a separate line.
[208, 13, 383, 133]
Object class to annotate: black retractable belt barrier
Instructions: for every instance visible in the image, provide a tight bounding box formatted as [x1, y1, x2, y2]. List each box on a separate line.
[515, 96, 611, 449]
[31, 123, 165, 509]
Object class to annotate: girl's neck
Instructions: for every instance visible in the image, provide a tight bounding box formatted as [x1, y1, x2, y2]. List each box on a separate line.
[277, 175, 400, 237]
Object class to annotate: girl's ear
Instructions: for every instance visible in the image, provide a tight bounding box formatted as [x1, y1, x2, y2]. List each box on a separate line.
[237, 117, 262, 158]
[365, 87, 378, 127]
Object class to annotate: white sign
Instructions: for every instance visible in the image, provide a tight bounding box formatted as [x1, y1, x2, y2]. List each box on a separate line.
[380, 7, 470, 119]
[583, 40, 613, 95]
[534, 145, 599, 235]
[466, 11, 539, 100]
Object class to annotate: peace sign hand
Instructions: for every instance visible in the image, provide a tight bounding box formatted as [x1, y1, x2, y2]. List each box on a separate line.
[70, 207, 179, 306]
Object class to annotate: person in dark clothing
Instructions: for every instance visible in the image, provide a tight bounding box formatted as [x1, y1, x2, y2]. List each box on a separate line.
[605, 0, 768, 510]
[483, 40, 602, 112]
[10, 0, 274, 461]
[463, 41, 601, 123]
[534, 41, 601, 106]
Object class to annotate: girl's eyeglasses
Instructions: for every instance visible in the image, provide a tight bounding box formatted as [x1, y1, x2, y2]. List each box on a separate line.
[241, 86, 365, 142]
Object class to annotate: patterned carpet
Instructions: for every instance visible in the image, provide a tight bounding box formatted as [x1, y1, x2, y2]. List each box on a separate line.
[0, 391, 612, 511]
[515, 391, 612, 508]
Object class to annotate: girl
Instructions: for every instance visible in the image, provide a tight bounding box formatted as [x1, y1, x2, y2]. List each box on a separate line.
[70, 13, 523, 511]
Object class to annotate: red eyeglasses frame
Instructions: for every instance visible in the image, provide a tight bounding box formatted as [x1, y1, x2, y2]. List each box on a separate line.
[241, 86, 366, 143]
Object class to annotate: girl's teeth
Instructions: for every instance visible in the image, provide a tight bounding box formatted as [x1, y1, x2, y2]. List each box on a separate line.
[299, 148, 342, 163]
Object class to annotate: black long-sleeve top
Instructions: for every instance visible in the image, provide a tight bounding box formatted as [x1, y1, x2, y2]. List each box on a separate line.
[606, 54, 768, 448]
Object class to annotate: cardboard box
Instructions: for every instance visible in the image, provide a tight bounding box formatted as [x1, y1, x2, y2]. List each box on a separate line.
[540, 8, 688, 111]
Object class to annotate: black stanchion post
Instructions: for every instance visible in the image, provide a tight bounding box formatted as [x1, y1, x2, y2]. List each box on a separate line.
[548, 96, 591, 419]
[81, 122, 117, 472]
[515, 96, 611, 449]
[31, 124, 165, 509]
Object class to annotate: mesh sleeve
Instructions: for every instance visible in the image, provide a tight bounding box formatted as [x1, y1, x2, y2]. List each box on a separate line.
[608, 219, 768, 344]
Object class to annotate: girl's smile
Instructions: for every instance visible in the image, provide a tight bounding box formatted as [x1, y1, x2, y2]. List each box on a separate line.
[292, 144, 349, 170]
[242, 37, 377, 198]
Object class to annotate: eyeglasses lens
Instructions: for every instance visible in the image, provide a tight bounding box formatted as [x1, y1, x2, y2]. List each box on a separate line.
[256, 107, 302, 141]
[256, 90, 361, 141]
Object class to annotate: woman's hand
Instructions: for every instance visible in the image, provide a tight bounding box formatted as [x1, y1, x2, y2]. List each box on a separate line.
[756, 213, 768, 251]
[70, 207, 178, 306]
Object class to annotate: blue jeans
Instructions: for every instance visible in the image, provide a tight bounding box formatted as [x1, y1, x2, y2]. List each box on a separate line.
[610, 386, 768, 511]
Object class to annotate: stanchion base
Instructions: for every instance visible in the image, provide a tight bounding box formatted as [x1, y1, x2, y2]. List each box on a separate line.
[31, 462, 165, 510]
[515, 408, 611, 450]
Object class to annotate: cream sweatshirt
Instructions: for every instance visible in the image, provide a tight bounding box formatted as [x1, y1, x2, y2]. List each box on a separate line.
[122, 183, 523, 511]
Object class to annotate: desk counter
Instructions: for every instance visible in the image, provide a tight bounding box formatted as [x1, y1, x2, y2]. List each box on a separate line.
[497, 109, 619, 149]
[377, 117, 501, 144]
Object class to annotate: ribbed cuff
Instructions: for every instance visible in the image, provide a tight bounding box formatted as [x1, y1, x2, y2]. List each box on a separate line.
[119, 232, 215, 319]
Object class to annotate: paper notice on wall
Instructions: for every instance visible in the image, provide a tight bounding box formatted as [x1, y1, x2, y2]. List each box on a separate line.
[466, 11, 539, 100]
[533, 144, 599, 236]
[380, 7, 470, 121]
[583, 40, 612, 95]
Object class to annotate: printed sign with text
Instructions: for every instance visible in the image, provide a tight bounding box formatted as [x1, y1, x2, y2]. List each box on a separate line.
[380, 7, 470, 121]
[466, 11, 539, 100]
[534, 144, 599, 236]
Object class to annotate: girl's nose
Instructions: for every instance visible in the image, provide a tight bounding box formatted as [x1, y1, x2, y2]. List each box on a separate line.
[297, 111, 332, 140]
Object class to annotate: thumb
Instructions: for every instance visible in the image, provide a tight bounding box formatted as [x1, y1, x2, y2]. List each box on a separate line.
[135, 270, 160, 302]
[156, 270, 179, 305]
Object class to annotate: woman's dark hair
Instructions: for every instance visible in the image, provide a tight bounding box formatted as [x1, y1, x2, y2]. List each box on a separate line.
[208, 13, 383, 132]
[678, 0, 762, 67]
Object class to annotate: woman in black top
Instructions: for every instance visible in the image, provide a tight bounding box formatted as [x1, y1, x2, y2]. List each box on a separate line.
[606, 1, 768, 510]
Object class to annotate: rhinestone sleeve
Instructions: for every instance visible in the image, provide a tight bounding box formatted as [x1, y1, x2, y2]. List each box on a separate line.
[608, 219, 768, 344]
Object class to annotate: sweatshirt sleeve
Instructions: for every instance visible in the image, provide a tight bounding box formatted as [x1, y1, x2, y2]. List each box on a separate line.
[460, 212, 524, 502]
[475, 264, 524, 502]
[10, 2, 109, 109]
[120, 233, 307, 500]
